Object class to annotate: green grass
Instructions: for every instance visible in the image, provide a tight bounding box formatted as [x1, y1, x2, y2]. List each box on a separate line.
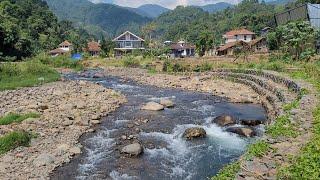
[277, 60, 320, 179]
[266, 115, 299, 138]
[0, 113, 40, 125]
[0, 60, 60, 91]
[0, 131, 32, 155]
[37, 53, 84, 71]
[245, 141, 271, 160]
[283, 100, 300, 112]
[211, 162, 240, 180]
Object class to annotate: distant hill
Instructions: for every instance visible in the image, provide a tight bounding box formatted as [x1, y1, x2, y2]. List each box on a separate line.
[199, 2, 234, 13]
[137, 4, 170, 18]
[45, 0, 151, 36]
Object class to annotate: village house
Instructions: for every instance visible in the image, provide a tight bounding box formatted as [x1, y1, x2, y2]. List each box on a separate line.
[223, 28, 256, 44]
[49, 40, 73, 57]
[113, 31, 145, 56]
[249, 37, 269, 53]
[217, 41, 250, 56]
[84, 41, 101, 57]
[169, 41, 196, 58]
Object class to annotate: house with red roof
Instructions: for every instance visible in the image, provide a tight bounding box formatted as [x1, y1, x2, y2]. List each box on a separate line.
[223, 28, 256, 44]
[84, 41, 101, 57]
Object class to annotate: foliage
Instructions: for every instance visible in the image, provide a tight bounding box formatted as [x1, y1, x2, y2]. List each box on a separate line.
[122, 56, 141, 68]
[45, 0, 150, 36]
[274, 21, 318, 60]
[266, 115, 299, 138]
[146, 0, 278, 45]
[211, 162, 240, 180]
[0, 0, 90, 60]
[0, 60, 60, 91]
[0, 113, 40, 125]
[37, 54, 83, 71]
[245, 141, 271, 159]
[0, 131, 32, 155]
[278, 107, 320, 179]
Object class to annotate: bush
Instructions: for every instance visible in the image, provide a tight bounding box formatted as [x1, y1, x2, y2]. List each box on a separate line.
[162, 60, 174, 72]
[37, 54, 83, 71]
[123, 56, 140, 68]
[0, 131, 32, 155]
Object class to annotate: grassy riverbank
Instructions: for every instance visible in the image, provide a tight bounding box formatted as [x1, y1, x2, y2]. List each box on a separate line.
[0, 55, 84, 91]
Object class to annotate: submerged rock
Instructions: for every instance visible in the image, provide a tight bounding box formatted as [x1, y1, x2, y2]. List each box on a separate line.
[121, 143, 143, 156]
[160, 99, 174, 108]
[141, 102, 164, 111]
[226, 127, 256, 137]
[213, 115, 236, 126]
[183, 127, 206, 140]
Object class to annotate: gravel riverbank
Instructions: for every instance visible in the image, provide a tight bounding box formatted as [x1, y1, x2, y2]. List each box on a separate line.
[0, 80, 126, 179]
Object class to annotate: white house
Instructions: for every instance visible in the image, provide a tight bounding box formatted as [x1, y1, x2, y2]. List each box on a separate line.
[58, 40, 73, 52]
[223, 28, 256, 44]
[113, 31, 145, 56]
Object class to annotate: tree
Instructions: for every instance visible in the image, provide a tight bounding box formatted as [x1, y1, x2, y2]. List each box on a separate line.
[279, 21, 317, 60]
[196, 31, 214, 57]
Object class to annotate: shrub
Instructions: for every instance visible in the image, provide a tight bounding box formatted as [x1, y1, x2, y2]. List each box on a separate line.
[123, 56, 140, 68]
[162, 60, 174, 72]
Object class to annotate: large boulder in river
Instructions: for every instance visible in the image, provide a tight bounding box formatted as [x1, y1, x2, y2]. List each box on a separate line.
[141, 102, 164, 111]
[240, 119, 263, 126]
[160, 99, 174, 108]
[226, 127, 256, 137]
[213, 115, 236, 126]
[121, 143, 143, 156]
[183, 127, 206, 140]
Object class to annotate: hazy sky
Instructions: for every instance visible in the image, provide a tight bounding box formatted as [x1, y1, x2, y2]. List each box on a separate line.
[90, 0, 240, 9]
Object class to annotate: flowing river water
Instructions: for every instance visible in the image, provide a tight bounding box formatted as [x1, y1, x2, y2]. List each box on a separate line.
[51, 71, 267, 180]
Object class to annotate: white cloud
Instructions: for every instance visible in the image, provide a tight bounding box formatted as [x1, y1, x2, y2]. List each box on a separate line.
[91, 0, 240, 9]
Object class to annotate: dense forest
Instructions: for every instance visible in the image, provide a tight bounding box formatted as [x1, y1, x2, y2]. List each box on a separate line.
[144, 0, 282, 45]
[0, 0, 90, 61]
[45, 0, 151, 37]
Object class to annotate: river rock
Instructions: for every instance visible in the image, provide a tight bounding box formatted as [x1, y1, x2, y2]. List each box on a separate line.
[121, 143, 143, 156]
[33, 153, 55, 167]
[240, 119, 263, 126]
[93, 73, 104, 78]
[141, 102, 164, 111]
[183, 127, 206, 140]
[226, 127, 256, 137]
[213, 115, 236, 126]
[160, 99, 174, 108]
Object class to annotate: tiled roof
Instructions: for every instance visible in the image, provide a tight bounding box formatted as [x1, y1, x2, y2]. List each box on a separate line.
[224, 28, 255, 36]
[218, 41, 248, 51]
[87, 41, 101, 52]
[249, 37, 266, 46]
[59, 40, 72, 46]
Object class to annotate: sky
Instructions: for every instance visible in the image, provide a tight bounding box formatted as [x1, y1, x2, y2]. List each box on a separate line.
[90, 0, 240, 9]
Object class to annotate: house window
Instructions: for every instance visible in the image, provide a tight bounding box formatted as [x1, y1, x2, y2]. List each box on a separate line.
[125, 41, 132, 48]
[244, 35, 247, 41]
[235, 35, 238, 40]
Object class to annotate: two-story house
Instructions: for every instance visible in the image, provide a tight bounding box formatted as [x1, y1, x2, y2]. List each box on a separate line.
[49, 40, 73, 57]
[113, 31, 145, 56]
[223, 28, 256, 44]
[217, 28, 256, 56]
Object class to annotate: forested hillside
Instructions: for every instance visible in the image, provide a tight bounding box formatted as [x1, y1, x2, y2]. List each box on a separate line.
[45, 0, 151, 36]
[146, 0, 281, 45]
[0, 0, 90, 60]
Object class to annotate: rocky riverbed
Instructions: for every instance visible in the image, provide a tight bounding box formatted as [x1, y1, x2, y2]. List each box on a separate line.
[0, 80, 126, 179]
[103, 67, 261, 104]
